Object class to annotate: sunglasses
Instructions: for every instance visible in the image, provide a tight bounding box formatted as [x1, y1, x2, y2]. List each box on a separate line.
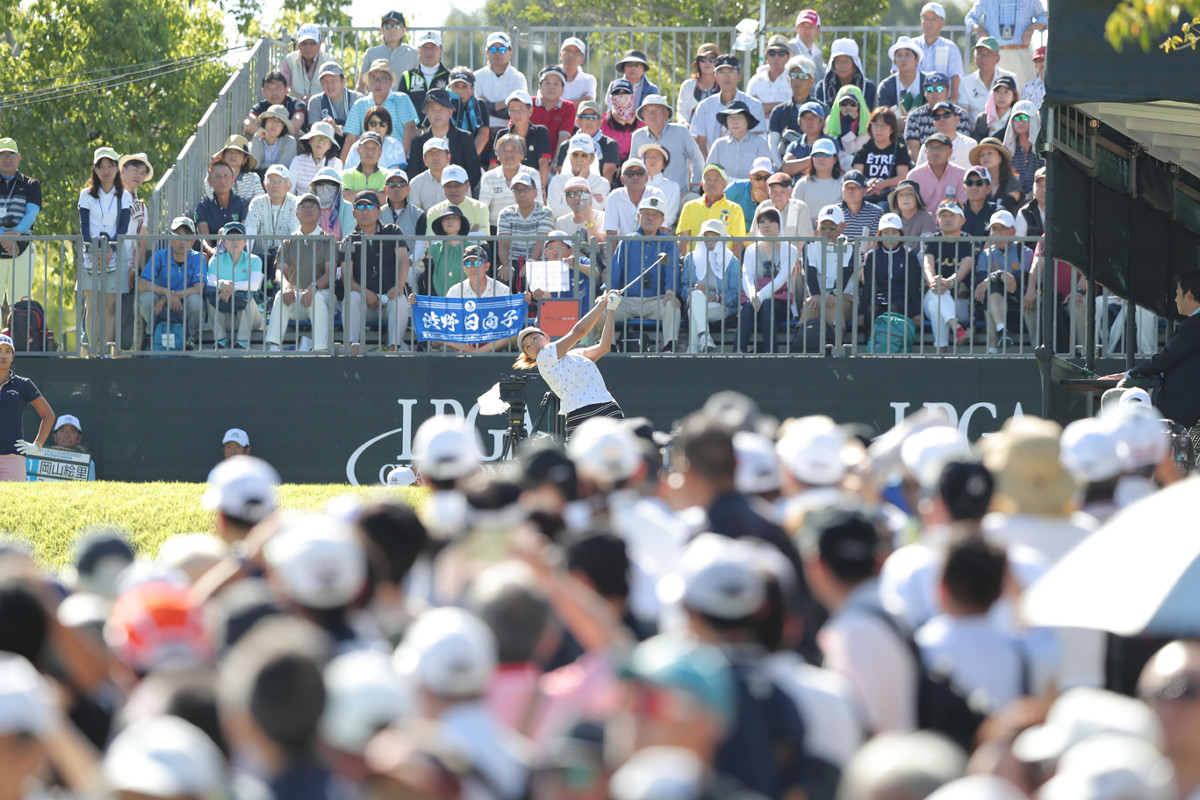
[787, 71, 814, 79]
[1141, 675, 1200, 704]
[931, 112, 954, 120]
[751, 174, 768, 181]
[354, 201, 378, 210]
[964, 178, 987, 187]
[818, 222, 839, 230]
[924, 85, 947, 93]
[463, 259, 484, 268]
[696, 56, 716, 63]
[1013, 113, 1031, 122]
[488, 45, 509, 53]
[382, 23, 401, 30]
[565, 190, 588, 198]
[265, 177, 288, 185]
[839, 98, 858, 106]
[386, 181, 407, 188]
[767, 49, 790, 57]
[812, 152, 834, 158]
[623, 169, 646, 177]
[578, 113, 600, 121]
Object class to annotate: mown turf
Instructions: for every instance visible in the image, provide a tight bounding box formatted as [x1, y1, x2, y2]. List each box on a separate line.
[1, 482, 425, 569]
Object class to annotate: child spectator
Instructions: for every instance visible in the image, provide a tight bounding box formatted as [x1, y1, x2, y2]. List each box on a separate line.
[243, 70, 307, 138]
[249, 105, 299, 173]
[422, 205, 469, 296]
[77, 146, 132, 350]
[290, 120, 343, 195]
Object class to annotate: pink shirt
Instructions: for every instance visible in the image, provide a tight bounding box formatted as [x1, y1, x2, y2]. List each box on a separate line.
[907, 161, 967, 211]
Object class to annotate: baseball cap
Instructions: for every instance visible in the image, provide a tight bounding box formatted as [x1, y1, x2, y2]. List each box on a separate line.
[448, 67, 475, 86]
[900, 425, 973, 489]
[991, 74, 1018, 92]
[440, 164, 469, 185]
[974, 36, 1000, 52]
[155, 533, 227, 582]
[660, 533, 766, 620]
[384, 167, 408, 184]
[1012, 687, 1161, 764]
[218, 220, 246, 236]
[966, 164, 993, 183]
[202, 455, 279, 523]
[422, 136, 450, 154]
[637, 195, 667, 214]
[1037, 734, 1174, 800]
[462, 243, 489, 262]
[733, 431, 781, 495]
[926, 132, 953, 147]
[509, 171, 537, 189]
[622, 157, 648, 174]
[564, 175, 591, 192]
[560, 36, 586, 55]
[714, 54, 740, 71]
[931, 101, 955, 114]
[93, 146, 120, 165]
[0, 334, 13, 350]
[318, 62, 344, 79]
[766, 172, 792, 187]
[937, 199, 965, 217]
[621, 635, 735, 725]
[989, 209, 1016, 228]
[816, 204, 844, 226]
[310, 166, 342, 187]
[104, 582, 211, 673]
[611, 748, 706, 800]
[385, 466, 416, 486]
[263, 513, 367, 610]
[767, 34, 791, 50]
[567, 133, 595, 154]
[750, 157, 774, 176]
[577, 100, 603, 116]
[321, 649, 412, 754]
[352, 190, 379, 207]
[701, 162, 727, 180]
[921, 2, 946, 18]
[609, 78, 634, 95]
[486, 31, 511, 48]
[170, 216, 197, 233]
[796, 8, 820, 25]
[1120, 387, 1153, 406]
[811, 138, 838, 157]
[69, 526, 134, 598]
[358, 131, 384, 148]
[54, 413, 82, 432]
[416, 30, 442, 47]
[1107, 404, 1170, 471]
[842, 169, 867, 187]
[381, 10, 405, 25]
[265, 163, 292, 182]
[699, 218, 727, 237]
[539, 64, 568, 85]
[222, 428, 249, 446]
[506, 89, 532, 106]
[413, 415, 483, 481]
[937, 460, 995, 520]
[0, 654, 53, 738]
[295, 22, 320, 43]
[102, 715, 226, 799]
[1060, 417, 1123, 484]
[423, 88, 455, 109]
[394, 606, 497, 697]
[877, 213, 904, 233]
[925, 71, 950, 86]
[0, 139, 18, 154]
[567, 416, 642, 489]
[776, 415, 856, 484]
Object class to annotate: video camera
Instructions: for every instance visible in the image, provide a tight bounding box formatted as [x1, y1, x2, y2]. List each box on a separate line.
[498, 374, 529, 427]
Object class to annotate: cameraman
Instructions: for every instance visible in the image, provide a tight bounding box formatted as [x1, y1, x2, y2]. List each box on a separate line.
[0, 139, 41, 315]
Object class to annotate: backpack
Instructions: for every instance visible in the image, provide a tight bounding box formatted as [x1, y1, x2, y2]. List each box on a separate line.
[7, 298, 55, 351]
[867, 312, 915, 354]
[790, 318, 833, 354]
[151, 321, 185, 352]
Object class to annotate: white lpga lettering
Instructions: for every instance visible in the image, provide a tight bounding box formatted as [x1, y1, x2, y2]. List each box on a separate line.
[890, 400, 1021, 438]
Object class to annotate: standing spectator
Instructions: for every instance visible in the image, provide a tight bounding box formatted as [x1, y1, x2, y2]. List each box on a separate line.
[246, 164, 299, 274]
[973, 209, 1033, 351]
[204, 221, 263, 349]
[639, 143, 679, 227]
[677, 165, 747, 250]
[1015, 165, 1045, 237]
[907, 133, 967, 210]
[853, 107, 912, 207]
[77, 146, 132, 351]
[707, 102, 773, 180]
[0, 333, 54, 480]
[814, 39, 877, 111]
[860, 213, 923, 325]
[961, 164, 999, 238]
[902, 73, 974, 161]
[608, 196, 680, 352]
[138, 216, 205, 346]
[242, 71, 307, 139]
[691, 55, 766, 157]
[558, 101, 620, 185]
[290, 121, 343, 196]
[676, 43, 721, 126]
[505, 90, 554, 188]
[343, 106, 406, 172]
[448, 67, 492, 159]
[599, 80, 644, 170]
[878, 37, 930, 124]
[915, 102, 978, 168]
[533, 65, 577, 158]
[558, 37, 596, 103]
[747, 36, 795, 120]
[789, 9, 826, 82]
[922, 200, 974, 350]
[1003, 101, 1043, 197]
[604, 158, 659, 239]
[195, 160, 250, 256]
[49, 414, 87, 452]
[725, 157, 773, 226]
[792, 139, 843, 214]
[399, 30, 450, 128]
[971, 75, 1018, 142]
[782, 102, 834, 177]
[737, 207, 800, 354]
[480, 135, 543, 230]
[120, 152, 153, 349]
[1020, 40, 1046, 110]
[357, 10, 417, 93]
[607, 50, 659, 107]
[339, 191, 410, 351]
[767, 56, 819, 162]
[960, 38, 1016, 122]
[826, 86, 870, 172]
[210, 135, 265, 201]
[0, 139, 40, 314]
[340, 131, 388, 205]
[249, 105, 299, 173]
[890, 178, 938, 237]
[838, 170, 884, 241]
[966, 0, 1048, 90]
[343, 60, 418, 161]
[970, 139, 1022, 211]
[474, 32, 529, 135]
[631, 94, 705, 200]
[306, 64, 360, 152]
[916, 3, 965, 103]
[683, 218, 740, 352]
[496, 172, 554, 279]
[280, 24, 337, 104]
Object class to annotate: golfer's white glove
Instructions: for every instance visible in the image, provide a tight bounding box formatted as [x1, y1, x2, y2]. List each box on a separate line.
[606, 292, 622, 311]
[14, 439, 41, 455]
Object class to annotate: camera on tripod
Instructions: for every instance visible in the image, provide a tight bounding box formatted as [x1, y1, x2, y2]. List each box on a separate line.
[498, 374, 528, 427]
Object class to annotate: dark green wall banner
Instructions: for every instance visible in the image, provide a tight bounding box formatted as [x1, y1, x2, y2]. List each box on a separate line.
[18, 356, 1041, 484]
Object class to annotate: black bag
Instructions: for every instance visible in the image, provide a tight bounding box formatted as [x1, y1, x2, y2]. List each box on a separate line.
[790, 318, 832, 353]
[7, 298, 55, 351]
[203, 285, 250, 313]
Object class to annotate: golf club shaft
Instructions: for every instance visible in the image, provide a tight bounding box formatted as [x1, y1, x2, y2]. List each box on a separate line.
[619, 252, 670, 295]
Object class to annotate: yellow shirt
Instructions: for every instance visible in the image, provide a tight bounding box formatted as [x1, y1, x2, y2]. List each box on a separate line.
[427, 197, 490, 233]
[676, 196, 747, 238]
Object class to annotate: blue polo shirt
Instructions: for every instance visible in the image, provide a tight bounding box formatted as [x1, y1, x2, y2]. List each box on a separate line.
[609, 233, 678, 299]
[142, 248, 207, 292]
[193, 193, 250, 245]
[0, 370, 41, 456]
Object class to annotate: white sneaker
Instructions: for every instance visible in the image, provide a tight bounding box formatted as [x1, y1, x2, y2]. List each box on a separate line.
[268, 344, 281, 352]
[699, 332, 716, 352]
[299, 335, 313, 352]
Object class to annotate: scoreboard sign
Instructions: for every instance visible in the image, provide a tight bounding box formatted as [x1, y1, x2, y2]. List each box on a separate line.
[26, 449, 95, 482]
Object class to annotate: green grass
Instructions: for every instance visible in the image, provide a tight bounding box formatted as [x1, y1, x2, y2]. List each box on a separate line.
[2, 482, 425, 569]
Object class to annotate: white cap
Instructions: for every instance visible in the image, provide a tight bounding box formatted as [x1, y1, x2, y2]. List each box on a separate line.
[878, 212, 904, 232]
[733, 431, 781, 495]
[155, 533, 228, 582]
[486, 31, 511, 48]
[921, 2, 947, 18]
[413, 415, 483, 481]
[658, 533, 766, 620]
[899, 425, 973, 489]
[637, 194, 668, 214]
[817, 204, 844, 225]
[610, 747, 706, 800]
[321, 650, 412, 754]
[0, 654, 54, 738]
[505, 89, 533, 106]
[440, 164, 469, 185]
[560, 36, 586, 55]
[295, 22, 321, 43]
[54, 414, 82, 432]
[776, 415, 856, 485]
[750, 156, 774, 175]
[393, 607, 497, 697]
[0, 334, 13, 350]
[989, 209, 1016, 229]
[265, 163, 292, 182]
[568, 417, 642, 489]
[416, 30, 442, 47]
[1012, 687, 1161, 764]
[829, 38, 860, 60]
[1105, 404, 1170, 471]
[222, 427, 249, 446]
[1120, 387, 1152, 406]
[386, 466, 416, 486]
[1059, 417, 1123, 484]
[422, 136, 450, 154]
[564, 175, 591, 192]
[103, 715, 226, 799]
[699, 218, 727, 237]
[201, 455, 279, 523]
[263, 514, 367, 610]
[926, 776, 1027, 800]
[1036, 734, 1175, 800]
[567, 133, 595, 154]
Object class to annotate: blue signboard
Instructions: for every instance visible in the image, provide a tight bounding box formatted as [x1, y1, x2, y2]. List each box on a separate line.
[412, 295, 527, 343]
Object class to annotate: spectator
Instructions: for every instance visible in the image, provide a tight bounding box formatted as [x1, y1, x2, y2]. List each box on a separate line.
[853, 107, 912, 207]
[246, 164, 299, 274]
[408, 137, 451, 211]
[496, 172, 555, 279]
[683, 218, 740, 353]
[767, 56, 819, 162]
[752, 171, 814, 237]
[791, 138, 844, 217]
[890, 178, 938, 237]
[339, 191, 410, 351]
[606, 49, 658, 108]
[340, 131, 388, 205]
[599, 79, 644, 170]
[280, 24, 337, 104]
[1020, 40, 1046, 110]
[137, 216, 205, 346]
[903, 73, 974, 162]
[48, 414, 86, 452]
[547, 134, 610, 220]
[838, 170, 884, 241]
[265, 192, 333, 352]
[210, 135, 265, 201]
[204, 221, 263, 349]
[249, 105, 299, 175]
[604, 158, 660, 240]
[448, 67, 492, 159]
[782, 101, 834, 177]
[676, 42, 721, 125]
[725, 157, 773, 226]
[802, 204, 858, 333]
[505, 90, 554, 188]
[878, 37, 930, 124]
[814, 39, 877, 111]
[422, 205, 469, 295]
[970, 138, 1023, 211]
[631, 94, 704, 200]
[555, 175, 608, 247]
[966, 0, 1047, 90]
[707, 101, 773, 180]
[195, 159, 250, 257]
[826, 86, 870, 172]
[119, 153, 153, 349]
[961, 164, 999, 238]
[971, 75, 1018, 142]
[917, 3, 965, 103]
[409, 90, 482, 192]
[343, 60, 418, 162]
[922, 200, 974, 351]
[480, 134, 543, 230]
[475, 31, 529, 134]
[915, 102, 978, 168]
[1138, 641, 1200, 799]
[677, 164, 747, 247]
[291, 120, 344, 195]
[960, 38, 1016, 122]
[399, 30, 450, 128]
[558, 37, 596, 104]
[789, 9, 826, 82]
[306, 63, 360, 152]
[357, 10, 418, 93]
[379, 169, 429, 270]
[608, 195, 680, 353]
[747, 35, 795, 119]
[691, 55, 766, 157]
[537, 232, 597, 318]
[0, 139, 40, 312]
[839, 732, 965, 800]
[77, 146, 132, 350]
[533, 65, 577, 157]
[309, 166, 354, 239]
[1014, 165, 1044, 237]
[558, 101, 620, 186]
[437, 246, 521, 352]
[861, 213, 923, 326]
[737, 206, 800, 354]
[243, 70, 307, 139]
[907, 133, 967, 210]
[974, 209, 1033, 352]
[1002, 102, 1043, 197]
[638, 143, 680, 227]
[427, 165, 488, 236]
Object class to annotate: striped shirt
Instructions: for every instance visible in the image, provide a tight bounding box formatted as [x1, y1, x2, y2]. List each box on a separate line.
[344, 92, 418, 137]
[497, 203, 555, 259]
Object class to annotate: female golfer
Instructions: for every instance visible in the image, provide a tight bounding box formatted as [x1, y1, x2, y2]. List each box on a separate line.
[0, 333, 55, 481]
[515, 290, 624, 439]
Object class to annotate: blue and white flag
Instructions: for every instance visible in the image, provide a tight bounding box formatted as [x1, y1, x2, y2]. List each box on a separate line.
[412, 294, 527, 343]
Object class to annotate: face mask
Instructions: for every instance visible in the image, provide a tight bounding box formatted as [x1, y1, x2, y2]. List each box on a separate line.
[314, 184, 339, 207]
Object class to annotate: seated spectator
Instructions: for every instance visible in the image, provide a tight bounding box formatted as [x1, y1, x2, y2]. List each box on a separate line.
[308, 166, 354, 238]
[792, 138, 844, 215]
[280, 24, 337, 104]
[399, 30, 450, 127]
[767, 56, 819, 161]
[903, 73, 974, 161]
[558, 37, 596, 103]
[907, 132, 967, 210]
[707, 101, 773, 180]
[137, 216, 206, 345]
[246, 164, 299, 276]
[960, 37, 1016, 122]
[533, 65, 577, 157]
[290, 121, 343, 195]
[1015, 166, 1044, 237]
[789, 9, 826, 81]
[426, 165, 488, 237]
[480, 134, 543, 231]
[210, 135, 265, 201]
[782, 101, 834, 177]
[638, 143, 680, 227]
[922, 199, 974, 351]
[683, 218, 740, 353]
[343, 106, 406, 172]
[547, 134, 609, 219]
[725, 157, 774, 226]
[971, 138, 1022, 212]
[631, 94, 704, 200]
[917, 2, 965, 102]
[1021, 41, 1046, 110]
[407, 89, 482, 191]
[437, 245, 520, 352]
[814, 39, 877, 110]
[691, 55, 765, 156]
[533, 231, 597, 318]
[306, 63, 360, 152]
[608, 196, 680, 352]
[889, 178, 937, 237]
[751, 171, 814, 237]
[974, 209, 1032, 353]
[195, 159, 250, 257]
[357, 11, 417, 93]
[747, 35, 795, 119]
[474, 32, 530, 136]
[860, 212, 923, 326]
[915, 101, 978, 167]
[556, 101, 619, 185]
[339, 191, 410, 351]
[802, 205, 858, 332]
[220, 427, 252, 459]
[677, 164, 747, 247]
[555, 175, 607, 246]
[243, 70, 307, 139]
[408, 137, 450, 211]
[853, 107, 912, 207]
[826, 86, 870, 172]
[737, 207, 800, 354]
[838, 170, 884, 240]
[50, 414, 87, 452]
[599, 80, 644, 170]
[448, 68, 492, 159]
[496, 172, 554, 284]
[204, 221, 264, 349]
[340, 131, 388, 205]
[606, 159, 662, 241]
[962, 164, 1000, 237]
[422, 205, 469, 295]
[1003, 101, 1044, 198]
[265, 192, 333, 352]
[971, 75, 1017, 142]
[878, 37, 930, 124]
[676, 42, 720, 125]
[378, 169, 428, 270]
[504, 90, 553, 187]
[343, 60, 418, 163]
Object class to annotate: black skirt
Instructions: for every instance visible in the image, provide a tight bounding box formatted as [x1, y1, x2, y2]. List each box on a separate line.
[565, 401, 624, 439]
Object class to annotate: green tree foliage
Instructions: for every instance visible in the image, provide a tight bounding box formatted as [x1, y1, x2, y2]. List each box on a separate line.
[486, 0, 887, 30]
[1106, 0, 1200, 52]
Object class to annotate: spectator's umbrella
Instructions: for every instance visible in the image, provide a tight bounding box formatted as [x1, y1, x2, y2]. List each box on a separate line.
[1021, 477, 1200, 635]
